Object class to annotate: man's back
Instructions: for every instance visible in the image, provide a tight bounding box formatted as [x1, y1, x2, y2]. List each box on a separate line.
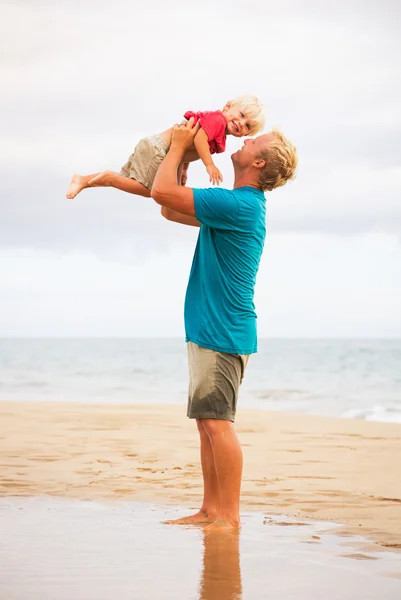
[185, 186, 266, 355]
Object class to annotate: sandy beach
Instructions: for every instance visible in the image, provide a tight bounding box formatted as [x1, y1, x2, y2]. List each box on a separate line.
[1, 401, 400, 549]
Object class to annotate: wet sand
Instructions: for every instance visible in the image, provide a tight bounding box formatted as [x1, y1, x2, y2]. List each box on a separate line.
[1, 401, 401, 550]
[0, 498, 400, 599]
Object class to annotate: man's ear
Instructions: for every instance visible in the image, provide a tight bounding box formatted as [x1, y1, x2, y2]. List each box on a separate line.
[253, 158, 266, 169]
[222, 101, 231, 112]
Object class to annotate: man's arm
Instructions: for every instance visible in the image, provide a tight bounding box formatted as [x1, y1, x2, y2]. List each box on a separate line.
[160, 206, 200, 227]
[151, 119, 200, 217]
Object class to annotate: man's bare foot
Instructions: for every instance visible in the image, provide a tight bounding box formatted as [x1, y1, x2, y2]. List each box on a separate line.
[163, 510, 217, 526]
[66, 174, 89, 199]
[88, 170, 116, 187]
[204, 518, 241, 532]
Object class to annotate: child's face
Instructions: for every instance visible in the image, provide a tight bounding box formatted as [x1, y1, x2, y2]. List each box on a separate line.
[223, 104, 252, 137]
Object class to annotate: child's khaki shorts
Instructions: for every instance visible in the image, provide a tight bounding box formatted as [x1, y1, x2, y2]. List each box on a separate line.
[120, 134, 169, 190]
[186, 342, 250, 422]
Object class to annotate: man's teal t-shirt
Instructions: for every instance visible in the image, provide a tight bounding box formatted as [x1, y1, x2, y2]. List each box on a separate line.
[184, 186, 266, 355]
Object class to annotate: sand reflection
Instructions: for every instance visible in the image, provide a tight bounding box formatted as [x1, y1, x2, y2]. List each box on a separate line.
[198, 529, 242, 600]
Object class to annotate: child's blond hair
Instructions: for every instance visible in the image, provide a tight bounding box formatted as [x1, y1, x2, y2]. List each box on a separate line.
[228, 95, 265, 136]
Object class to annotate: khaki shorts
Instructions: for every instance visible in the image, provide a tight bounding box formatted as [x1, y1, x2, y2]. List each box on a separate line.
[120, 134, 168, 190]
[187, 342, 250, 422]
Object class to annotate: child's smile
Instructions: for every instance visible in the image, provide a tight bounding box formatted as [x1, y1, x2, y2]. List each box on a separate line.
[224, 108, 251, 138]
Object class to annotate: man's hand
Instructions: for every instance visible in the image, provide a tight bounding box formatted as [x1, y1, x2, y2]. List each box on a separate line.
[206, 164, 223, 186]
[170, 117, 200, 153]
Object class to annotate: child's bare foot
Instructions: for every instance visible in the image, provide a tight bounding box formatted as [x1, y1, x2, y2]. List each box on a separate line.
[88, 170, 116, 187]
[66, 174, 89, 199]
[163, 510, 217, 526]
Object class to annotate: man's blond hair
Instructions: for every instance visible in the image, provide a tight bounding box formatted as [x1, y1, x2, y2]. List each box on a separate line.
[228, 95, 265, 136]
[258, 129, 298, 191]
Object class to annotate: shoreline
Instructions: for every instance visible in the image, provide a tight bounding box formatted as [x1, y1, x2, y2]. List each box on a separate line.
[3, 498, 400, 599]
[1, 400, 400, 549]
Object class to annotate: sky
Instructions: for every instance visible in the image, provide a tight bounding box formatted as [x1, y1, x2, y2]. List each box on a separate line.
[1, 0, 400, 338]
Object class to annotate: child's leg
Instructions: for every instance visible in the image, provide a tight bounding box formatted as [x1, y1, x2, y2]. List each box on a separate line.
[178, 161, 190, 186]
[177, 162, 184, 186]
[66, 171, 151, 199]
[88, 171, 150, 197]
[66, 173, 101, 199]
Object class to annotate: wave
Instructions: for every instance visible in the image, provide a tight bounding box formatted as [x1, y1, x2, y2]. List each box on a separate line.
[342, 405, 401, 424]
[254, 389, 312, 400]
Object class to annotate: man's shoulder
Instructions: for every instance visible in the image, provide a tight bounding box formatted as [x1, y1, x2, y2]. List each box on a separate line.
[234, 187, 266, 224]
[233, 185, 264, 194]
[192, 187, 239, 224]
[232, 186, 265, 202]
[194, 186, 263, 200]
[194, 186, 232, 197]
[193, 186, 237, 207]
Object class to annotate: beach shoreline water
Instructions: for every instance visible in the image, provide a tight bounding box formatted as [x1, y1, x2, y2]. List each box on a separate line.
[1, 338, 400, 423]
[1, 497, 400, 599]
[1, 400, 400, 550]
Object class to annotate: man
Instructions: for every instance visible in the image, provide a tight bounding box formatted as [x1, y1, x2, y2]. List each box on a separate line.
[151, 118, 297, 530]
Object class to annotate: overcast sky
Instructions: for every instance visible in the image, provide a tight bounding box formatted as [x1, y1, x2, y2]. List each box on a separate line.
[1, 0, 400, 337]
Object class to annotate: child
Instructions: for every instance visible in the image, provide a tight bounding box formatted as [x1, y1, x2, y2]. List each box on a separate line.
[66, 95, 265, 200]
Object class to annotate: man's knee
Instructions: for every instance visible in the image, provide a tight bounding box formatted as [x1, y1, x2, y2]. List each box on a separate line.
[196, 419, 206, 434]
[201, 418, 232, 437]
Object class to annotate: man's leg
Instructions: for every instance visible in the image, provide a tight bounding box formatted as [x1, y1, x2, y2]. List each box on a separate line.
[164, 344, 247, 529]
[197, 419, 221, 516]
[164, 419, 219, 525]
[202, 419, 243, 530]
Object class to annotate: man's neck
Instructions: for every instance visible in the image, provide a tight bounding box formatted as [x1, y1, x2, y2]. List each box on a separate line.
[233, 174, 261, 190]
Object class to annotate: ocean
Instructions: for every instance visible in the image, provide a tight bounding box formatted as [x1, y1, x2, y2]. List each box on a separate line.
[0, 338, 400, 423]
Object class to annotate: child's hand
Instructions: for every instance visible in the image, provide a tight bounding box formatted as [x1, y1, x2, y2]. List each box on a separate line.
[206, 165, 223, 186]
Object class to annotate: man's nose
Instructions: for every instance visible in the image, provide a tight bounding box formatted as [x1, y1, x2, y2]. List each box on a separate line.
[244, 138, 251, 145]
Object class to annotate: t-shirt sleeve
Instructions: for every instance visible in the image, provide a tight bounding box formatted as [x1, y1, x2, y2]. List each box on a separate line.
[193, 187, 240, 230]
[183, 111, 199, 123]
[197, 112, 227, 153]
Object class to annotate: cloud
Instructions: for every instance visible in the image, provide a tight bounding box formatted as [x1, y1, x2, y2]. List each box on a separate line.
[1, 155, 400, 254]
[1, 0, 400, 336]
[1, 232, 400, 337]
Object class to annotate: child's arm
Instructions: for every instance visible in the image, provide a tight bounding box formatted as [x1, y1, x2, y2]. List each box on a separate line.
[193, 129, 223, 186]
